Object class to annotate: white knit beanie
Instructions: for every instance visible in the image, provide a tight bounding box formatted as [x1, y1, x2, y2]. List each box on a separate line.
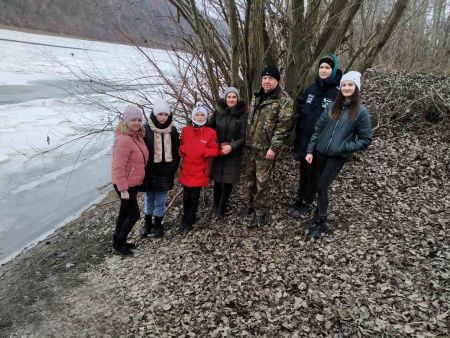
[340, 71, 361, 91]
[191, 102, 208, 126]
[153, 99, 171, 115]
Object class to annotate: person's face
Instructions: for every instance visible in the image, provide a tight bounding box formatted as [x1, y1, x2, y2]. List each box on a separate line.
[156, 112, 169, 124]
[194, 112, 206, 124]
[319, 63, 332, 79]
[127, 118, 142, 131]
[226, 93, 238, 108]
[341, 80, 356, 98]
[261, 75, 278, 93]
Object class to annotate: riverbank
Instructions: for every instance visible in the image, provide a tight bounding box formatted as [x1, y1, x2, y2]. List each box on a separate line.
[1, 120, 449, 337]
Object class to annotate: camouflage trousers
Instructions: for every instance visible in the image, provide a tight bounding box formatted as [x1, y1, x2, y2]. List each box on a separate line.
[245, 148, 275, 216]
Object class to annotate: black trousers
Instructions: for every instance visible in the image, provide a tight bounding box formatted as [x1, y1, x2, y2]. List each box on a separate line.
[213, 182, 233, 207]
[182, 186, 201, 225]
[315, 152, 346, 218]
[297, 157, 318, 204]
[113, 185, 140, 240]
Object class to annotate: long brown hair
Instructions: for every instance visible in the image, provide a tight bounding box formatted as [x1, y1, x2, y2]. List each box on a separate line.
[330, 87, 360, 121]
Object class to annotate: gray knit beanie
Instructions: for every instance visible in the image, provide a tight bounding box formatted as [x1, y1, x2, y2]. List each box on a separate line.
[223, 87, 240, 100]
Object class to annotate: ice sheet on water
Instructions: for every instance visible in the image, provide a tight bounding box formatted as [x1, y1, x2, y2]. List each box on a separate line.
[0, 28, 182, 263]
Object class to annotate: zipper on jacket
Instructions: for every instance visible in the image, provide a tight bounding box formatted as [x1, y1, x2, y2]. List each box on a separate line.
[325, 113, 342, 153]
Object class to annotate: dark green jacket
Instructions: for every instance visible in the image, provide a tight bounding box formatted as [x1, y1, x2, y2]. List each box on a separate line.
[207, 99, 247, 184]
[246, 85, 294, 152]
[307, 103, 372, 158]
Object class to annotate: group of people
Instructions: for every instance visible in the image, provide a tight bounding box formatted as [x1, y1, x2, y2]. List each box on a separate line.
[110, 55, 372, 256]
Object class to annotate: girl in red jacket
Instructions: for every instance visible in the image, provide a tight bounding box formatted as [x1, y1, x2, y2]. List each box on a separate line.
[111, 106, 149, 256]
[178, 102, 219, 234]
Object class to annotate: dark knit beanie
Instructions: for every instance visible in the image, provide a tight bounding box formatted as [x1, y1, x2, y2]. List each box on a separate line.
[318, 56, 334, 69]
[261, 65, 280, 81]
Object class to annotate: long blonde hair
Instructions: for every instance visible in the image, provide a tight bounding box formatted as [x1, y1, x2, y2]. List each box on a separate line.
[115, 121, 146, 137]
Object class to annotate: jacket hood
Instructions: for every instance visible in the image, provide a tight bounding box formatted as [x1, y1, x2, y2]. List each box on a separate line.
[217, 99, 247, 116]
[315, 68, 342, 89]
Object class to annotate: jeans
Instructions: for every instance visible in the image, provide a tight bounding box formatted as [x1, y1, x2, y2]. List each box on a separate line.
[113, 185, 140, 240]
[182, 186, 201, 225]
[315, 152, 346, 218]
[144, 190, 168, 217]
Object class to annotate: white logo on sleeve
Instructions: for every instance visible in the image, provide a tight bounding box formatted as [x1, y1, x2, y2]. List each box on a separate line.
[306, 94, 314, 104]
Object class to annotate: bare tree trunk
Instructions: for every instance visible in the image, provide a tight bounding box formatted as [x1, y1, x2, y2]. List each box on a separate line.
[353, 0, 410, 73]
[284, 0, 305, 97]
[225, 0, 240, 87]
[431, 0, 445, 49]
[246, 0, 266, 93]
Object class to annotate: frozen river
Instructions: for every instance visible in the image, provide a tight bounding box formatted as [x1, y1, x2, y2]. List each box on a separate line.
[0, 29, 169, 264]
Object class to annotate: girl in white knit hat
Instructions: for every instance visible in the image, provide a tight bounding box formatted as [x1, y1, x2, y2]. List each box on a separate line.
[303, 71, 372, 239]
[139, 99, 180, 239]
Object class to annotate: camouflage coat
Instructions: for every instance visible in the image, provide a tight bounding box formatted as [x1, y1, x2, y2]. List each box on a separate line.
[246, 85, 294, 152]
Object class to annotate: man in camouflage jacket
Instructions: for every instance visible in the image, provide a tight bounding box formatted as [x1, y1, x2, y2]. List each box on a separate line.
[244, 65, 294, 227]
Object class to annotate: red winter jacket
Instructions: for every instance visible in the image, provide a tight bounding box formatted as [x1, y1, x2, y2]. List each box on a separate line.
[111, 129, 149, 192]
[179, 125, 219, 187]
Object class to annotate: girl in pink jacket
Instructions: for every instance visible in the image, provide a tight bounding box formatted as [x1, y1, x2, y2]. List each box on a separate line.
[111, 106, 149, 256]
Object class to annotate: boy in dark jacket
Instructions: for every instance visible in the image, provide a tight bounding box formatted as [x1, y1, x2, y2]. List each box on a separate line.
[290, 53, 342, 218]
[178, 102, 220, 234]
[139, 99, 180, 238]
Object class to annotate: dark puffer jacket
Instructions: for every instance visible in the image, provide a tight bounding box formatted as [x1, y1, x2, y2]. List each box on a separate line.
[307, 102, 372, 158]
[208, 99, 247, 184]
[141, 123, 180, 192]
[294, 70, 342, 158]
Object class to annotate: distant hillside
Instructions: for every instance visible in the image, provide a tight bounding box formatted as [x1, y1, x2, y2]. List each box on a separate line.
[0, 0, 188, 48]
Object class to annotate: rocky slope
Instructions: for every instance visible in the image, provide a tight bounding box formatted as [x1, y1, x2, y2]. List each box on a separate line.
[0, 0, 186, 48]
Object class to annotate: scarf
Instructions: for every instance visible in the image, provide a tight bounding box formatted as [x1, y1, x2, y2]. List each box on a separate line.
[148, 119, 173, 163]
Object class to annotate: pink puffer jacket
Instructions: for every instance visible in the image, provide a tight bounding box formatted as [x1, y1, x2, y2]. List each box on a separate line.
[111, 130, 149, 192]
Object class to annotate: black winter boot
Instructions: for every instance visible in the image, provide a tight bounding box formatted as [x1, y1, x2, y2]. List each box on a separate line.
[307, 216, 329, 239]
[218, 184, 232, 218]
[139, 214, 153, 238]
[289, 202, 313, 219]
[239, 206, 255, 218]
[113, 236, 134, 256]
[212, 183, 222, 218]
[154, 216, 164, 238]
[212, 204, 220, 219]
[248, 214, 264, 229]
